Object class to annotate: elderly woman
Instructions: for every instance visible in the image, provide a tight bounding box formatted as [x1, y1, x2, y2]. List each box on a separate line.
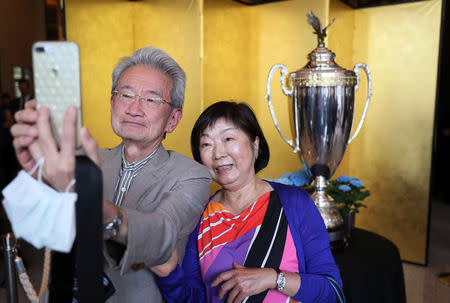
[152, 101, 342, 303]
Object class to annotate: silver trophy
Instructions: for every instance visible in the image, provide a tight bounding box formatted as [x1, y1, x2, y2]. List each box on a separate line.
[266, 11, 372, 247]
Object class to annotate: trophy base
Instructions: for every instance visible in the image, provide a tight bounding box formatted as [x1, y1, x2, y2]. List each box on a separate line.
[330, 238, 348, 252]
[328, 224, 347, 251]
[310, 176, 347, 250]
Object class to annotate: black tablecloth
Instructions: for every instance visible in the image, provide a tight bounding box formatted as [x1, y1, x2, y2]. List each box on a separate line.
[332, 228, 406, 303]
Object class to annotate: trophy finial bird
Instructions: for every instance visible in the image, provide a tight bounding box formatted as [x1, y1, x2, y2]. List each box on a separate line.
[307, 11, 335, 47]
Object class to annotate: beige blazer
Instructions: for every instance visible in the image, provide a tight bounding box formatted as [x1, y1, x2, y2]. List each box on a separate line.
[100, 144, 211, 303]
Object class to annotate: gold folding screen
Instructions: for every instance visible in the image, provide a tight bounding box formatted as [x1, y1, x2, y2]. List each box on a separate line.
[65, 0, 441, 264]
[328, 0, 440, 264]
[65, 0, 203, 152]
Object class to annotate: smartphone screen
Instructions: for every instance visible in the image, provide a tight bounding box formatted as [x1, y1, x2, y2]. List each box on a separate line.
[32, 41, 82, 148]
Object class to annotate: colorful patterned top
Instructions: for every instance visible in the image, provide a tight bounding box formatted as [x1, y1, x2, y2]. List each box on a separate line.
[198, 191, 299, 303]
[156, 182, 342, 303]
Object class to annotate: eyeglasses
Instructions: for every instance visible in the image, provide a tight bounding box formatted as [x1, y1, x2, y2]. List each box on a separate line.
[112, 90, 175, 108]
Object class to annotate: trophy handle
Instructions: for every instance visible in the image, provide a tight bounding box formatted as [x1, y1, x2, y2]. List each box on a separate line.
[348, 63, 372, 144]
[266, 64, 300, 152]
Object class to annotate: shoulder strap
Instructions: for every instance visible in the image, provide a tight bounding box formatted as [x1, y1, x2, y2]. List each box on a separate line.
[49, 155, 104, 303]
[325, 275, 346, 303]
[245, 192, 288, 303]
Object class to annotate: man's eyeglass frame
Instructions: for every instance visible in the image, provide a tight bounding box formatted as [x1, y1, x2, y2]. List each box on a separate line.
[112, 90, 175, 108]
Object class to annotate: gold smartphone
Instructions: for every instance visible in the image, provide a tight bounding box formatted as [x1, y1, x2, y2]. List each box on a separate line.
[32, 41, 82, 148]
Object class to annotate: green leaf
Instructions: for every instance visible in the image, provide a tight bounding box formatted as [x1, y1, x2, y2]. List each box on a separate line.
[301, 175, 370, 214]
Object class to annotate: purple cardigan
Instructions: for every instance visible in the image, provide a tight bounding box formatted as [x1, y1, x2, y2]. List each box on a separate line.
[156, 181, 342, 303]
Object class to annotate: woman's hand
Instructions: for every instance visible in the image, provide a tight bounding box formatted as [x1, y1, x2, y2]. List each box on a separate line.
[80, 126, 101, 168]
[11, 99, 101, 190]
[211, 262, 277, 303]
[11, 99, 41, 173]
[36, 105, 101, 191]
[37, 105, 77, 191]
[150, 249, 179, 277]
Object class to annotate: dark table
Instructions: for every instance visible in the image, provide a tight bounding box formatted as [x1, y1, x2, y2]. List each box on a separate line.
[332, 228, 406, 303]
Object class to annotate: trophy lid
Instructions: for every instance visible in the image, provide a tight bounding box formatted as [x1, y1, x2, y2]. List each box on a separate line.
[292, 12, 357, 87]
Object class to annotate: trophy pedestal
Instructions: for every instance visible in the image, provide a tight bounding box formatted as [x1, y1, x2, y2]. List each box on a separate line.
[328, 227, 347, 251]
[312, 176, 346, 250]
[330, 240, 347, 251]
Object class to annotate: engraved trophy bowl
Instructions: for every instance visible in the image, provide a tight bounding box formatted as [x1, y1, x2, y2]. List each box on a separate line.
[266, 11, 372, 248]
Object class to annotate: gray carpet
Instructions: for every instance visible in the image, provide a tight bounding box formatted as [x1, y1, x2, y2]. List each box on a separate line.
[403, 200, 450, 303]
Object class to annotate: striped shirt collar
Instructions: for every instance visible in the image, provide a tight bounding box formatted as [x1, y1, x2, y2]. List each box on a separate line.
[120, 144, 158, 173]
[113, 145, 159, 206]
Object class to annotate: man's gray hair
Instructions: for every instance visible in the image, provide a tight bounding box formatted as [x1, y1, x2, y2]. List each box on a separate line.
[111, 47, 186, 108]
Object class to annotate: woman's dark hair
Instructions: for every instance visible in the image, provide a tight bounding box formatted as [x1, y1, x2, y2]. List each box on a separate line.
[191, 101, 270, 173]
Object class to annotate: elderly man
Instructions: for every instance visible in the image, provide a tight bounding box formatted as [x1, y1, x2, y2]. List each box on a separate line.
[11, 47, 211, 303]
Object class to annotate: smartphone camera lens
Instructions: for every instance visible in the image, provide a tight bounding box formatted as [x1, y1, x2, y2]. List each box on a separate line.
[35, 47, 45, 53]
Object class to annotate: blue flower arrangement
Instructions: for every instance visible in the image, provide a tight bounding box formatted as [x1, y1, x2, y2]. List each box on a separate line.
[270, 171, 370, 214]
[276, 170, 312, 187]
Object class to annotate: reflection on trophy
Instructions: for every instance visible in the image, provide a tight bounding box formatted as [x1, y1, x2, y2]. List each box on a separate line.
[266, 11, 372, 248]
